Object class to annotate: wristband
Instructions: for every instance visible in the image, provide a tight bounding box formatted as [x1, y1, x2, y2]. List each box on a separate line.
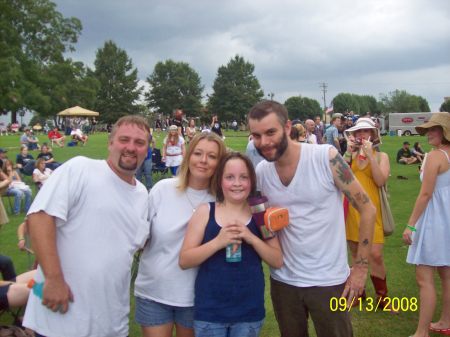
[18, 238, 25, 241]
[407, 225, 416, 232]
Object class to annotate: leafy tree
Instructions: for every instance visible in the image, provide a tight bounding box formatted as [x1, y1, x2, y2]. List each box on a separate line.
[332, 93, 380, 115]
[440, 100, 450, 112]
[284, 96, 322, 120]
[379, 89, 430, 113]
[414, 95, 430, 112]
[37, 60, 99, 120]
[93, 40, 142, 123]
[208, 55, 264, 121]
[332, 93, 360, 114]
[146, 60, 203, 117]
[358, 95, 379, 115]
[0, 0, 82, 122]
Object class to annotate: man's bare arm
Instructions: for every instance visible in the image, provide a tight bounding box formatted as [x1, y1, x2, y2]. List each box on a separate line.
[28, 211, 73, 313]
[329, 148, 376, 302]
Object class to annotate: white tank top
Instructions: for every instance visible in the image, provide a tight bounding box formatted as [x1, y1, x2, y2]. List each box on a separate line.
[256, 143, 350, 287]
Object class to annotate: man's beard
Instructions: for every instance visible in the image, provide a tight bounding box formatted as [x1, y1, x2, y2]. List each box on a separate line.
[256, 131, 289, 162]
[118, 152, 138, 171]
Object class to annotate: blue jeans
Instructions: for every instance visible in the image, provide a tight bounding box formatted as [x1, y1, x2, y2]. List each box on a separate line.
[20, 161, 36, 176]
[46, 162, 61, 170]
[6, 187, 32, 215]
[27, 143, 39, 150]
[194, 320, 264, 337]
[135, 158, 153, 190]
[169, 166, 179, 176]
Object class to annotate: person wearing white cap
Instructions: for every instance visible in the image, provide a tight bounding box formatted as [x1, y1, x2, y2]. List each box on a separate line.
[343, 117, 396, 312]
[163, 125, 186, 176]
[402, 113, 450, 337]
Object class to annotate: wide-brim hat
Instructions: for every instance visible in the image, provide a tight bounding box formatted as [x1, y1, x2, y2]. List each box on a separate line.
[415, 113, 450, 142]
[344, 117, 381, 145]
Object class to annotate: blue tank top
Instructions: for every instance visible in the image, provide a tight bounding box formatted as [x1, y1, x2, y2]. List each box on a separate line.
[194, 202, 265, 323]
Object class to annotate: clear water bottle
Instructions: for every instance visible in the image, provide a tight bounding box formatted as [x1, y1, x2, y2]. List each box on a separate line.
[226, 243, 242, 262]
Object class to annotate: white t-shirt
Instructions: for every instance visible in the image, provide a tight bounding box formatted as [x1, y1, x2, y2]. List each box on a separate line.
[32, 168, 52, 184]
[70, 129, 83, 137]
[256, 144, 349, 287]
[23, 156, 149, 337]
[134, 178, 214, 306]
[307, 133, 317, 144]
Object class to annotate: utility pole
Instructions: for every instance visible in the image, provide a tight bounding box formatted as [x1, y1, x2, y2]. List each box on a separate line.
[319, 82, 328, 121]
[268, 92, 274, 101]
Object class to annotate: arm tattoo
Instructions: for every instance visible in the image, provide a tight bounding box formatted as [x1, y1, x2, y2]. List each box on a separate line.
[342, 190, 370, 212]
[330, 154, 354, 184]
[354, 192, 370, 205]
[362, 239, 369, 246]
[342, 189, 358, 211]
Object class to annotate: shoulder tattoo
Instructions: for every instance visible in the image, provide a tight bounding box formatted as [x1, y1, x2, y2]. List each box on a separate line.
[330, 153, 354, 184]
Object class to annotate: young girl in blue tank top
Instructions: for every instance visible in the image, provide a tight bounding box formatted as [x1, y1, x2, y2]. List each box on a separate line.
[179, 152, 283, 337]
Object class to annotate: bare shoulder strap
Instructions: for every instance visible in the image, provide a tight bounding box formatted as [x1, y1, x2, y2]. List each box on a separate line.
[438, 149, 450, 163]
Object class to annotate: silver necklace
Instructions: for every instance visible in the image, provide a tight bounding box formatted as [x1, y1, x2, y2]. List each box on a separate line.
[185, 189, 208, 213]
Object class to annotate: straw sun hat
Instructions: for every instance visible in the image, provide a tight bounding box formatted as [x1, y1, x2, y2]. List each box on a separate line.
[344, 117, 381, 145]
[415, 113, 450, 142]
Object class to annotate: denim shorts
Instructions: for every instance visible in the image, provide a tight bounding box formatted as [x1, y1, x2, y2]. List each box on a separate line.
[135, 296, 194, 328]
[194, 319, 264, 337]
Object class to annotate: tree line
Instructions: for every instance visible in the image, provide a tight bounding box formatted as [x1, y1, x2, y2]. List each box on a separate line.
[1, 1, 447, 126]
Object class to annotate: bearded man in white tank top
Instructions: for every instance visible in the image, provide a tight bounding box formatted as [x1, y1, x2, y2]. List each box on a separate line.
[248, 101, 376, 337]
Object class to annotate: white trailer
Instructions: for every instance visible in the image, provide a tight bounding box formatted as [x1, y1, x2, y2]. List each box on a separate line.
[388, 112, 434, 136]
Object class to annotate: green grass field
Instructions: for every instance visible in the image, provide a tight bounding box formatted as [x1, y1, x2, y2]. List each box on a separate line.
[0, 130, 443, 337]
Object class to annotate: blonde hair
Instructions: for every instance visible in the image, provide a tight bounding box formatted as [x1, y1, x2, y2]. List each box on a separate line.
[166, 131, 179, 145]
[294, 123, 306, 137]
[35, 158, 46, 171]
[176, 132, 226, 194]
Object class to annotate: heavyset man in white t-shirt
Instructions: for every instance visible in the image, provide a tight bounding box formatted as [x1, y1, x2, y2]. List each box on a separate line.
[248, 101, 376, 337]
[23, 115, 151, 337]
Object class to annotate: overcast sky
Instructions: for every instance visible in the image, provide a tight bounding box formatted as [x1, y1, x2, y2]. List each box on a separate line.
[53, 0, 450, 112]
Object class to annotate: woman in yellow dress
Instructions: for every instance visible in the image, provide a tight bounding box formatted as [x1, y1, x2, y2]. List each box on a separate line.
[343, 117, 395, 311]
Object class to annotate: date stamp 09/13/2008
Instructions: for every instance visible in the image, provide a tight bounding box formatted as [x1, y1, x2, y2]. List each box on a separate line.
[329, 296, 418, 312]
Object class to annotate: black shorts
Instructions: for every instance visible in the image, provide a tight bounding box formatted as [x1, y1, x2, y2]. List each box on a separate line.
[0, 284, 11, 310]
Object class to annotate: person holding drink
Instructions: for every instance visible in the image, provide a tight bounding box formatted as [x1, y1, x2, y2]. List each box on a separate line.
[179, 151, 283, 337]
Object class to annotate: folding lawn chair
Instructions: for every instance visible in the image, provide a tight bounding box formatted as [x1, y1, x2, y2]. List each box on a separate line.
[151, 148, 168, 175]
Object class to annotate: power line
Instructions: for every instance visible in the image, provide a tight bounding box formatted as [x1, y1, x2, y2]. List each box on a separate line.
[319, 82, 328, 109]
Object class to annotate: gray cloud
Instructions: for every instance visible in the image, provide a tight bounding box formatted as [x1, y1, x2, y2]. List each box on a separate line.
[56, 0, 450, 111]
